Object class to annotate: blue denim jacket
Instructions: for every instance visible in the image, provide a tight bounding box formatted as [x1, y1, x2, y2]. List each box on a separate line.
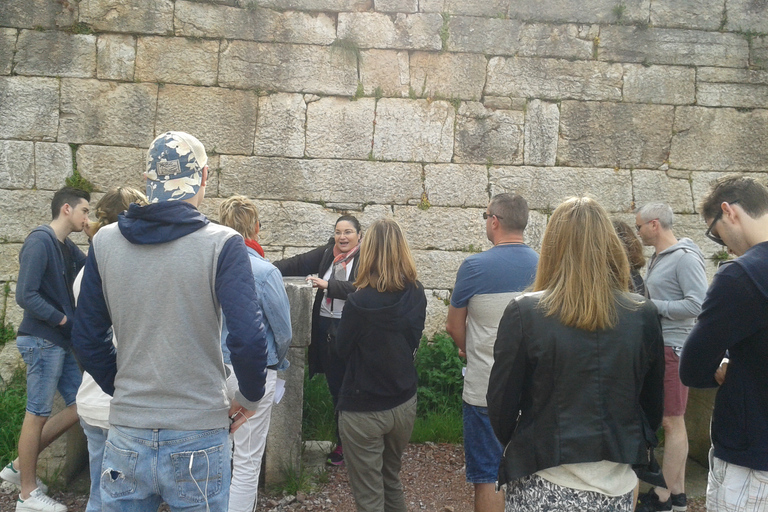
[221, 247, 292, 370]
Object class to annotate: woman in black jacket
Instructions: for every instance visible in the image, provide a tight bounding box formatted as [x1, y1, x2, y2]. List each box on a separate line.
[273, 215, 361, 465]
[487, 198, 665, 512]
[334, 218, 426, 512]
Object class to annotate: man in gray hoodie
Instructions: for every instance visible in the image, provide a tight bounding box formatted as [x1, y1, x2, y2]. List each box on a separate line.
[635, 203, 708, 512]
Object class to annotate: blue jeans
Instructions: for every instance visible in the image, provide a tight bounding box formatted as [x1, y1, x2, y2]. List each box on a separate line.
[101, 426, 231, 512]
[16, 336, 82, 416]
[463, 402, 503, 483]
[80, 419, 109, 512]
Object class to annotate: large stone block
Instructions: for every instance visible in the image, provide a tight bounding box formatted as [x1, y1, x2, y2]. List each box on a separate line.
[14, 30, 96, 78]
[0, 189, 54, 243]
[135, 37, 218, 86]
[670, 107, 768, 172]
[486, 57, 622, 101]
[0, 77, 59, 141]
[174, 1, 335, 45]
[219, 156, 422, 205]
[337, 12, 442, 51]
[414, 250, 469, 289]
[0, 341, 23, 389]
[650, 0, 725, 30]
[524, 99, 559, 167]
[599, 26, 749, 68]
[0, 0, 76, 30]
[374, 0, 418, 13]
[241, 0, 372, 10]
[489, 166, 633, 212]
[690, 170, 735, 213]
[725, 0, 768, 33]
[3, 285, 25, 331]
[372, 99, 455, 163]
[97, 34, 136, 81]
[422, 289, 449, 338]
[454, 102, 524, 165]
[59, 80, 158, 147]
[753, 36, 768, 70]
[632, 170, 695, 213]
[0, 29, 17, 75]
[156, 85, 258, 155]
[409, 52, 486, 101]
[507, 0, 650, 23]
[524, 210, 548, 251]
[518, 23, 597, 60]
[446, 16, 522, 55]
[78, 0, 174, 35]
[0, 141, 35, 190]
[622, 65, 696, 105]
[247, 200, 341, 248]
[360, 50, 410, 97]
[423, 164, 489, 207]
[76, 145, 146, 192]
[558, 101, 674, 169]
[219, 41, 358, 96]
[254, 93, 306, 158]
[393, 205, 490, 251]
[696, 67, 768, 109]
[306, 97, 375, 160]
[35, 143, 73, 191]
[419, 0, 511, 17]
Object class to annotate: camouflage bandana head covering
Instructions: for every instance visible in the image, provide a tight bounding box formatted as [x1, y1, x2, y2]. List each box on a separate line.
[145, 131, 208, 203]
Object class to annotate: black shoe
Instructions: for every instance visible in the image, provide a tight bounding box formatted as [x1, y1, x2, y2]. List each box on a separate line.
[636, 489, 672, 512]
[670, 493, 687, 512]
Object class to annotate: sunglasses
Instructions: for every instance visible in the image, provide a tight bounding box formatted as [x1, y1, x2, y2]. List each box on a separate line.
[705, 200, 738, 246]
[483, 212, 503, 220]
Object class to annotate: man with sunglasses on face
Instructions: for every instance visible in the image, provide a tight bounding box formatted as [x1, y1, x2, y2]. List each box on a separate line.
[680, 175, 768, 512]
[634, 203, 708, 512]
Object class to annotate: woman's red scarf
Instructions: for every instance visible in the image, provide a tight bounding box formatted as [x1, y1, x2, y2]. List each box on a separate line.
[245, 238, 265, 257]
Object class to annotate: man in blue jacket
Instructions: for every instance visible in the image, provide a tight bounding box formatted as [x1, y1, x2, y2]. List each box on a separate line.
[71, 132, 269, 511]
[681, 175, 768, 512]
[1, 187, 90, 512]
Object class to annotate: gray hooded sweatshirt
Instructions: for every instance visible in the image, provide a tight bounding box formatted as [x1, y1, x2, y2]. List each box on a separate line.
[645, 237, 708, 351]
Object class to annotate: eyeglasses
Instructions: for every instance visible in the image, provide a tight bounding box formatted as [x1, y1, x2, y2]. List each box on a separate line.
[635, 219, 656, 232]
[705, 200, 738, 246]
[483, 212, 503, 220]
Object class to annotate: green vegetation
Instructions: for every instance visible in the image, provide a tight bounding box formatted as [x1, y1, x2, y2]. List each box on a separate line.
[417, 191, 431, 211]
[65, 144, 94, 193]
[713, 249, 731, 267]
[0, 367, 26, 468]
[612, 3, 626, 21]
[331, 38, 362, 66]
[69, 22, 94, 35]
[352, 82, 364, 101]
[439, 13, 450, 51]
[1, 282, 15, 348]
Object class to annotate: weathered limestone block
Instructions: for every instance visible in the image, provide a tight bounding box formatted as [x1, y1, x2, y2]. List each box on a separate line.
[670, 107, 768, 172]
[254, 93, 307, 158]
[524, 210, 547, 251]
[14, 30, 96, 78]
[4, 285, 25, 331]
[409, 52, 487, 100]
[0, 189, 54, 242]
[518, 23, 596, 60]
[670, 212, 725, 263]
[219, 41, 358, 96]
[219, 156, 422, 205]
[486, 57, 623, 101]
[306, 98, 375, 160]
[0, 29, 17, 75]
[59, 80, 158, 147]
[0, 77, 59, 141]
[489, 166, 633, 212]
[372, 99, 455, 163]
[174, 1, 335, 45]
[337, 12, 442, 51]
[622, 65, 696, 105]
[753, 36, 768, 70]
[393, 205, 490, 251]
[156, 85, 258, 155]
[507, 0, 649, 23]
[650, 0, 725, 30]
[725, 0, 768, 33]
[0, 141, 34, 190]
[423, 164, 490, 207]
[35, 143, 73, 191]
[248, 200, 341, 248]
[419, 0, 510, 17]
[241, 0, 372, 10]
[135, 37, 218, 86]
[360, 50, 410, 97]
[558, 101, 674, 169]
[454, 102, 524, 165]
[414, 250, 469, 289]
[524, 99, 559, 167]
[0, 0, 76, 30]
[691, 170, 731, 212]
[632, 170, 695, 213]
[686, 388, 717, 466]
[0, 337, 23, 388]
[97, 34, 136, 81]
[484, 97, 514, 110]
[696, 68, 768, 109]
[374, 0, 418, 13]
[599, 26, 749, 68]
[76, 145, 146, 192]
[423, 290, 449, 338]
[446, 16, 522, 55]
[78, 0, 174, 35]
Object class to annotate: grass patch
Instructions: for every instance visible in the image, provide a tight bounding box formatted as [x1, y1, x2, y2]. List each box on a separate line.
[0, 366, 26, 468]
[411, 407, 462, 443]
[303, 372, 336, 442]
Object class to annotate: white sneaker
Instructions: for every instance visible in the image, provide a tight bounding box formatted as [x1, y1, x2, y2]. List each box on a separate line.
[16, 488, 66, 512]
[0, 463, 48, 494]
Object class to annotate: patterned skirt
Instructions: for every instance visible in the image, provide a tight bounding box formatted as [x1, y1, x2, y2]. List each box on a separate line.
[505, 474, 634, 512]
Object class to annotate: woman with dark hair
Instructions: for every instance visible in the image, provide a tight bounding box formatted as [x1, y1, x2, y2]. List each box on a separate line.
[488, 198, 665, 512]
[273, 215, 362, 465]
[334, 218, 426, 512]
[613, 219, 647, 296]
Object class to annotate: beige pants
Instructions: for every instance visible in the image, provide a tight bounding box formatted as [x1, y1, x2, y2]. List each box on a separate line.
[339, 395, 417, 512]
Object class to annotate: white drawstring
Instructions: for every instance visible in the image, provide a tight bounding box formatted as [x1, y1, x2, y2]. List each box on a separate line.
[189, 450, 211, 512]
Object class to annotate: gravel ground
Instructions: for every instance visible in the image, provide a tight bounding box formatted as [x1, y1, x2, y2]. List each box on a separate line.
[0, 443, 706, 512]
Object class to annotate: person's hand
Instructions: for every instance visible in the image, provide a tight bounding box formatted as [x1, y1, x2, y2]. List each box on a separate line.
[58, 315, 68, 326]
[228, 399, 256, 433]
[306, 276, 328, 290]
[715, 360, 729, 385]
[457, 348, 466, 358]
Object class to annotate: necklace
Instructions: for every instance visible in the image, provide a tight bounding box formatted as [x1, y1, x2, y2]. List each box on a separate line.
[495, 241, 524, 246]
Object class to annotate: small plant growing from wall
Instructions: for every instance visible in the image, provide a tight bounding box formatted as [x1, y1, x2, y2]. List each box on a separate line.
[712, 249, 731, 267]
[65, 144, 95, 193]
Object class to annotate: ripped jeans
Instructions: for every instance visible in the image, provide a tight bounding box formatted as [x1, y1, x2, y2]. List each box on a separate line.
[100, 425, 230, 512]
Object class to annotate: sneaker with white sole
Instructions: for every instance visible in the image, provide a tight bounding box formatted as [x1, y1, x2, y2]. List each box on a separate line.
[0, 463, 48, 495]
[16, 488, 66, 512]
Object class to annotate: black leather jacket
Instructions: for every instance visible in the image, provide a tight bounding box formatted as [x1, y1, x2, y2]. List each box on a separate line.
[487, 291, 665, 484]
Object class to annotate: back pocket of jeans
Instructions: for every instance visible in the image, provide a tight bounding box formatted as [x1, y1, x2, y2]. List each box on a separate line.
[170, 443, 224, 504]
[101, 442, 138, 498]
